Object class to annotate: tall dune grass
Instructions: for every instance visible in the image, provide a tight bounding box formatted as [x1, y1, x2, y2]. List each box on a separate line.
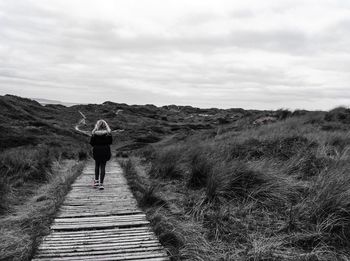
[0, 160, 84, 261]
[0, 144, 88, 214]
[135, 114, 350, 259]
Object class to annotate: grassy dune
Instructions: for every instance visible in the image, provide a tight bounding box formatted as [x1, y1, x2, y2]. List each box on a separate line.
[121, 108, 350, 260]
[0, 160, 84, 261]
[0, 95, 89, 260]
[3, 94, 350, 260]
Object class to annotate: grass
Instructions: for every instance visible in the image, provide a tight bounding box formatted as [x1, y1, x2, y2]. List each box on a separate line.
[119, 158, 167, 208]
[0, 160, 84, 261]
[0, 145, 88, 214]
[0, 95, 90, 260]
[4, 94, 350, 260]
[121, 111, 350, 260]
[119, 157, 223, 260]
[118, 158, 184, 258]
[149, 146, 184, 180]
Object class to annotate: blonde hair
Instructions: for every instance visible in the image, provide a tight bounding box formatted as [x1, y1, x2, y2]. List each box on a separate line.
[92, 119, 111, 134]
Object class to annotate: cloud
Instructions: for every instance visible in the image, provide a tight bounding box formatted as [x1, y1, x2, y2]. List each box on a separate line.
[0, 0, 350, 110]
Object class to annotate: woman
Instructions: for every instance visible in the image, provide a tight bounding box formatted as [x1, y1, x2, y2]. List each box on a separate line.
[90, 119, 113, 190]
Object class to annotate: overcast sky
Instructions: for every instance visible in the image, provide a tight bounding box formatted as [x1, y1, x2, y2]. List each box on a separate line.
[0, 0, 350, 109]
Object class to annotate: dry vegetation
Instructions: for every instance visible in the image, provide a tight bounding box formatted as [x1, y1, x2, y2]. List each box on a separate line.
[120, 107, 350, 260]
[0, 160, 84, 261]
[0, 95, 88, 260]
[3, 94, 350, 260]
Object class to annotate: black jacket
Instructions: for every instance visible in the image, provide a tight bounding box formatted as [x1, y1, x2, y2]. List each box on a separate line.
[90, 133, 113, 161]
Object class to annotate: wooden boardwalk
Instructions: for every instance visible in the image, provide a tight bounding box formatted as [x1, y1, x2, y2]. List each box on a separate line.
[33, 160, 169, 261]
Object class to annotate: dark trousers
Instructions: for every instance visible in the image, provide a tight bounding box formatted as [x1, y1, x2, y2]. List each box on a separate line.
[95, 160, 106, 184]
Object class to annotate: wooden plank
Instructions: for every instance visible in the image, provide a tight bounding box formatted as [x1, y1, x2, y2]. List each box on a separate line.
[59, 203, 138, 207]
[42, 230, 158, 238]
[54, 214, 145, 219]
[51, 221, 150, 230]
[38, 241, 161, 251]
[52, 220, 148, 226]
[65, 195, 134, 199]
[56, 212, 143, 218]
[47, 230, 151, 237]
[45, 231, 154, 239]
[54, 214, 146, 222]
[33, 257, 168, 261]
[60, 206, 141, 210]
[48, 226, 151, 235]
[55, 212, 146, 218]
[42, 238, 158, 246]
[46, 232, 154, 240]
[51, 221, 149, 227]
[62, 195, 136, 199]
[45, 233, 154, 241]
[45, 232, 154, 240]
[33, 252, 168, 261]
[35, 250, 167, 259]
[60, 204, 138, 207]
[37, 244, 162, 254]
[53, 218, 147, 224]
[42, 234, 157, 245]
[56, 211, 140, 214]
[52, 221, 148, 227]
[61, 201, 137, 204]
[63, 198, 137, 201]
[66, 189, 132, 193]
[42, 235, 157, 245]
[60, 204, 140, 209]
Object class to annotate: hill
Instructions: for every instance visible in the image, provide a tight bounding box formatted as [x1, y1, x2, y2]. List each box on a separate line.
[119, 105, 350, 260]
[33, 97, 81, 107]
[0, 94, 272, 204]
[1, 94, 290, 149]
[3, 94, 350, 260]
[0, 93, 289, 215]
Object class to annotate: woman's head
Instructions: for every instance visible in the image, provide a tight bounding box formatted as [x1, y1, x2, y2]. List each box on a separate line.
[92, 119, 111, 134]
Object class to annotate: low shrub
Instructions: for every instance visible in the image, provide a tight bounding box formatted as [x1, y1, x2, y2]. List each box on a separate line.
[325, 107, 350, 124]
[151, 214, 185, 258]
[321, 122, 345, 131]
[116, 142, 148, 152]
[298, 166, 350, 248]
[206, 161, 268, 201]
[0, 174, 9, 214]
[149, 146, 183, 179]
[140, 186, 167, 208]
[120, 159, 167, 208]
[0, 135, 38, 150]
[203, 208, 248, 243]
[275, 109, 292, 120]
[288, 152, 328, 180]
[0, 146, 54, 183]
[292, 109, 308, 117]
[188, 152, 214, 188]
[327, 136, 350, 152]
[230, 136, 316, 161]
[137, 145, 156, 161]
[135, 135, 161, 143]
[78, 150, 88, 161]
[61, 150, 76, 159]
[230, 138, 264, 160]
[115, 151, 129, 158]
